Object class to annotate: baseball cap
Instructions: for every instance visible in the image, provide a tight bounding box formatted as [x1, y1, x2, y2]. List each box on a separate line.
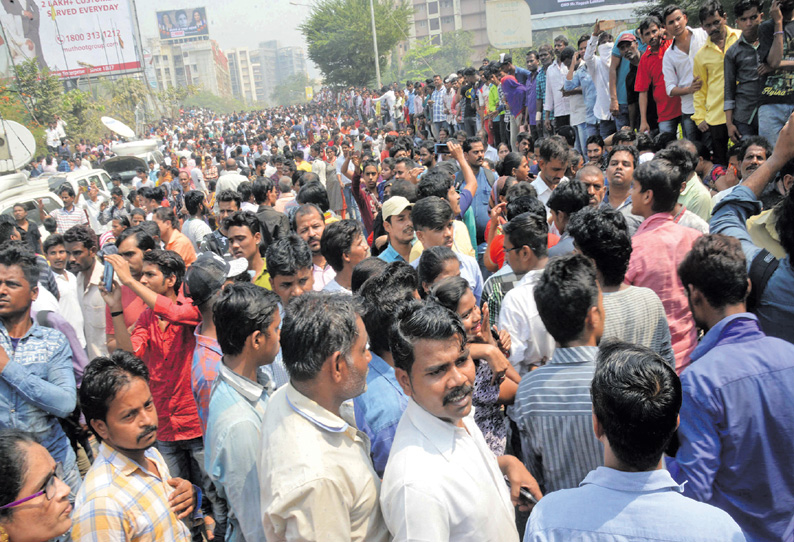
[617, 33, 637, 44]
[445, 73, 458, 83]
[184, 252, 249, 306]
[382, 196, 413, 220]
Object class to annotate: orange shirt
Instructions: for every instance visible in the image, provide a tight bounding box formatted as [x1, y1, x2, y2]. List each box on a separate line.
[166, 229, 197, 267]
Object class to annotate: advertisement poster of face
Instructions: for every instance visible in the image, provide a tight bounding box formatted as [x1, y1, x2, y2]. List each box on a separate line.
[157, 7, 208, 40]
[0, 0, 141, 79]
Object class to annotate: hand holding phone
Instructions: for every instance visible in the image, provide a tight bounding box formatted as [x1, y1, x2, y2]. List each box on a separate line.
[103, 261, 115, 293]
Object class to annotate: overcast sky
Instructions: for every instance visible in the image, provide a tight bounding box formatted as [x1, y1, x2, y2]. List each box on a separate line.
[134, 0, 322, 78]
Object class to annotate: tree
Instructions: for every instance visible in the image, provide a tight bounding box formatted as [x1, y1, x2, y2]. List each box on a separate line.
[155, 85, 198, 118]
[13, 59, 63, 124]
[300, 0, 412, 87]
[271, 73, 313, 106]
[398, 31, 475, 82]
[183, 90, 248, 114]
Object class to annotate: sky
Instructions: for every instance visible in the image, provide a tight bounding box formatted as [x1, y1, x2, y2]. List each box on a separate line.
[133, 0, 322, 78]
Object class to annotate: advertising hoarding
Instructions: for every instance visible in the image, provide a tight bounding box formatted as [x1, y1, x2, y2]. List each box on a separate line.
[156, 7, 208, 40]
[0, 0, 141, 79]
[525, 0, 629, 15]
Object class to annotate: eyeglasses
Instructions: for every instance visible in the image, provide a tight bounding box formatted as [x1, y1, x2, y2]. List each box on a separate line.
[0, 463, 63, 510]
[504, 245, 523, 254]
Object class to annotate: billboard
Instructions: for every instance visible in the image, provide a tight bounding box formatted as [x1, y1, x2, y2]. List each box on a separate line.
[524, 0, 627, 15]
[157, 7, 208, 40]
[0, 0, 141, 79]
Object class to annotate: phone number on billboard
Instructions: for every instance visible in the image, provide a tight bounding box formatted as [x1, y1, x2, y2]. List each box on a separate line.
[59, 29, 120, 42]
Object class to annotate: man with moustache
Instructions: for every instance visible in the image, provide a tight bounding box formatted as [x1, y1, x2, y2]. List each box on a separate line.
[73, 351, 199, 541]
[601, 146, 644, 235]
[381, 301, 542, 541]
[379, 197, 414, 263]
[293, 204, 336, 290]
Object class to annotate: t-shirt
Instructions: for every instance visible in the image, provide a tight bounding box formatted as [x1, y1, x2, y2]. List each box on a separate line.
[460, 83, 477, 118]
[758, 18, 794, 105]
[612, 30, 648, 105]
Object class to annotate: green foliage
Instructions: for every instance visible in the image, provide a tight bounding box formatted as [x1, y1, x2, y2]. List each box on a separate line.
[13, 59, 63, 124]
[183, 90, 248, 114]
[398, 31, 475, 82]
[155, 85, 198, 118]
[271, 73, 313, 107]
[300, 0, 412, 87]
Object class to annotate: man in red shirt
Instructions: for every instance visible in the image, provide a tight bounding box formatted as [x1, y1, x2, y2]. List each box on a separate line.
[626, 157, 702, 373]
[101, 248, 214, 532]
[636, 15, 683, 135]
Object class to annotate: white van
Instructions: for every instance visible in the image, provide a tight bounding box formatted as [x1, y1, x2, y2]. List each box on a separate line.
[42, 169, 113, 196]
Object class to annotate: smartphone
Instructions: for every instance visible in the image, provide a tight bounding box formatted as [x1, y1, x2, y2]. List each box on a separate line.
[103, 261, 114, 292]
[354, 140, 363, 152]
[435, 143, 449, 154]
[504, 477, 538, 505]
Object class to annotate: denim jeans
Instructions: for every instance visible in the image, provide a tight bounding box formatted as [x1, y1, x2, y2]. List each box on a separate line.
[759, 103, 794, 147]
[735, 118, 758, 138]
[682, 113, 700, 142]
[573, 123, 588, 157]
[614, 104, 630, 131]
[599, 119, 617, 139]
[658, 116, 681, 135]
[158, 437, 227, 540]
[464, 117, 477, 137]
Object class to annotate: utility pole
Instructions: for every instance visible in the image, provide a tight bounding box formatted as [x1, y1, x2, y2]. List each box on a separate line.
[369, 0, 381, 88]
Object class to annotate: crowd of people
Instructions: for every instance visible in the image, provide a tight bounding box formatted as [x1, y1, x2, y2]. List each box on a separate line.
[1, 1, 794, 541]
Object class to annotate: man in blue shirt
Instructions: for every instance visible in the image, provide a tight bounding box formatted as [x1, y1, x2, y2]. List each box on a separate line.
[710, 122, 794, 343]
[378, 197, 414, 264]
[0, 243, 81, 496]
[525, 341, 745, 542]
[204, 283, 281, 542]
[353, 262, 416, 476]
[672, 233, 794, 541]
[455, 137, 495, 269]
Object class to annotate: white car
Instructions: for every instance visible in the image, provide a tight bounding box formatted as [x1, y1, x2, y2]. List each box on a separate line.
[42, 168, 112, 196]
[0, 174, 63, 238]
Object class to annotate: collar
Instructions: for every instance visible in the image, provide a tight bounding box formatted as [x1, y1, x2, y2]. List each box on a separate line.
[690, 312, 760, 361]
[82, 258, 103, 286]
[517, 267, 545, 288]
[194, 325, 222, 353]
[549, 345, 598, 365]
[404, 398, 476, 461]
[100, 442, 164, 480]
[636, 212, 673, 233]
[0, 319, 43, 341]
[581, 466, 685, 493]
[705, 26, 741, 49]
[218, 362, 267, 403]
[285, 383, 352, 434]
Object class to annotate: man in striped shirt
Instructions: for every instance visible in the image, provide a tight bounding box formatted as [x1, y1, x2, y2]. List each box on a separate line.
[513, 253, 605, 494]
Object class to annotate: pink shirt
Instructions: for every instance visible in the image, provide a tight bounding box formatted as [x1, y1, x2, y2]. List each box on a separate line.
[625, 213, 702, 372]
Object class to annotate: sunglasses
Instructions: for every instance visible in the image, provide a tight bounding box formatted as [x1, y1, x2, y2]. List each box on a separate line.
[0, 463, 64, 510]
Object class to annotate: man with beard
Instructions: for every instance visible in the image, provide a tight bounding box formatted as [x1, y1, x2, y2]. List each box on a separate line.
[63, 224, 108, 360]
[601, 146, 644, 235]
[381, 301, 542, 540]
[673, 234, 794, 540]
[73, 351, 199, 541]
[614, 32, 645, 131]
[259, 293, 389, 542]
[294, 204, 336, 290]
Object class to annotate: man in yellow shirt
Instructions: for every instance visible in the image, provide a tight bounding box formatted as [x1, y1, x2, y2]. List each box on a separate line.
[692, 1, 741, 166]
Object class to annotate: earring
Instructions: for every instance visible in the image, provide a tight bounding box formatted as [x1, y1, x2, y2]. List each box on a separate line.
[0, 524, 9, 542]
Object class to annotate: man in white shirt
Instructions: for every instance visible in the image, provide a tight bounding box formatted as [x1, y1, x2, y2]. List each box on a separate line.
[43, 233, 86, 348]
[661, 5, 708, 142]
[531, 138, 569, 208]
[544, 36, 572, 132]
[381, 301, 542, 541]
[216, 158, 248, 193]
[585, 23, 616, 138]
[259, 293, 390, 542]
[498, 212, 555, 377]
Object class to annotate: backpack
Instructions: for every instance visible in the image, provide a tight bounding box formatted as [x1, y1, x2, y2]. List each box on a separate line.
[747, 249, 780, 311]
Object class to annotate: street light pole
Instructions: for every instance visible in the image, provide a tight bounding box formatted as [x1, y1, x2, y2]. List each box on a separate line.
[369, 0, 381, 88]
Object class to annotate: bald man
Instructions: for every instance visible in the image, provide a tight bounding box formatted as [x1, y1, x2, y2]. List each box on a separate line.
[217, 158, 249, 193]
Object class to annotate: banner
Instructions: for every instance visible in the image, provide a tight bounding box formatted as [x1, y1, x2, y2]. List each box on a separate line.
[486, 0, 532, 49]
[0, 0, 141, 79]
[156, 7, 208, 40]
[524, 0, 627, 15]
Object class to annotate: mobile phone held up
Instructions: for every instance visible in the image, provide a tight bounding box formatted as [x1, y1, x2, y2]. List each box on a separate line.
[504, 476, 538, 505]
[435, 143, 450, 154]
[103, 261, 114, 292]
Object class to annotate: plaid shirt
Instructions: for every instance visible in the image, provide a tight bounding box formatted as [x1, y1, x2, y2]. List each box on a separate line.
[192, 326, 222, 434]
[431, 88, 447, 123]
[481, 266, 525, 328]
[536, 67, 547, 109]
[72, 443, 193, 541]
